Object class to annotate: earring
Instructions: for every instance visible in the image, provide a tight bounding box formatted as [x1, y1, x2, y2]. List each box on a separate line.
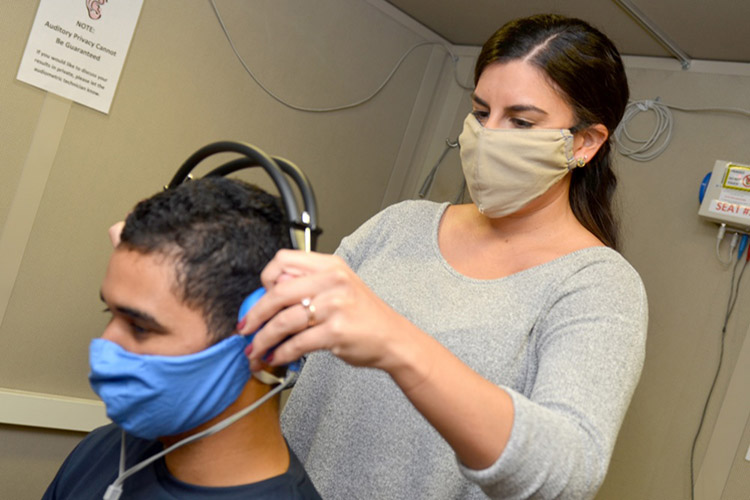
[576, 155, 588, 168]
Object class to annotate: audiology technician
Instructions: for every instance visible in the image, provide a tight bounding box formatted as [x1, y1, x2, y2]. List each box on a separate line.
[241, 14, 647, 500]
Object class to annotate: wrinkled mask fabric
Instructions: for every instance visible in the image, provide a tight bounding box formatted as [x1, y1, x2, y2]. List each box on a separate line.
[458, 113, 578, 218]
[89, 334, 251, 440]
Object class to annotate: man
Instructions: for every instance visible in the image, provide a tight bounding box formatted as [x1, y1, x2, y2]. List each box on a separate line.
[43, 177, 320, 499]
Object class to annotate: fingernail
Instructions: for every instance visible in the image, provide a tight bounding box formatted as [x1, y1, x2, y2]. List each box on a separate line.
[236, 318, 247, 332]
[264, 353, 274, 364]
[244, 344, 253, 357]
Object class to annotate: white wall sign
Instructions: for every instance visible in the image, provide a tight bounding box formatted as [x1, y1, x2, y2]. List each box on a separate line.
[17, 0, 144, 114]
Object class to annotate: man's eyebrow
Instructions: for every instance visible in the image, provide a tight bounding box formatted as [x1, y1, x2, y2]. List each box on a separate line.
[99, 291, 167, 332]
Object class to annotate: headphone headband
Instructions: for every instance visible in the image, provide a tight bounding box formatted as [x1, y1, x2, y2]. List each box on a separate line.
[167, 141, 321, 251]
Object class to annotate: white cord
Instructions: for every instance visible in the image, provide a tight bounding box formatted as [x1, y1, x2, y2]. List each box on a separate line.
[716, 224, 728, 265]
[716, 239, 727, 265]
[715, 224, 739, 266]
[208, 0, 473, 114]
[103, 371, 296, 499]
[667, 103, 750, 118]
[614, 98, 750, 162]
[614, 99, 673, 162]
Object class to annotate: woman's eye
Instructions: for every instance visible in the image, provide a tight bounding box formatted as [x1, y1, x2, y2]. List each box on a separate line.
[471, 110, 489, 124]
[510, 117, 533, 128]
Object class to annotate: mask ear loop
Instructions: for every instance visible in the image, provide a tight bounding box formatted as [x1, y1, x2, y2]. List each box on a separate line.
[252, 369, 285, 385]
[103, 371, 296, 500]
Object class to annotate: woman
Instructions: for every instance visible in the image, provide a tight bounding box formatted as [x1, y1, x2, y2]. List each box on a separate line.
[242, 14, 647, 499]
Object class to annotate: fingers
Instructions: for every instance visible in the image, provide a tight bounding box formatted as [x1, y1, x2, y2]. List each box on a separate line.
[248, 324, 326, 372]
[240, 249, 358, 369]
[260, 249, 342, 288]
[245, 290, 328, 367]
[241, 273, 320, 334]
[242, 250, 345, 333]
[300, 297, 317, 329]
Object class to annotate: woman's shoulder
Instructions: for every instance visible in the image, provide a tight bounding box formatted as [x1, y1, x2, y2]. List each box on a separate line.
[542, 247, 647, 311]
[507, 245, 641, 282]
[375, 199, 448, 222]
[342, 199, 447, 244]
[336, 200, 447, 266]
[551, 246, 643, 283]
[565, 246, 641, 277]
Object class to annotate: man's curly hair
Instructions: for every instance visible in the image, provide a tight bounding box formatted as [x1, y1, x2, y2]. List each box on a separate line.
[120, 177, 290, 341]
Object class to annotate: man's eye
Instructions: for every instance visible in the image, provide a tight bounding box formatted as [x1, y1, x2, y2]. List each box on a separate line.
[128, 323, 149, 336]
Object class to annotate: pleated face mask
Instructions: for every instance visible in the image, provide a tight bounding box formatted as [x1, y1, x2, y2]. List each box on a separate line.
[89, 334, 252, 440]
[458, 113, 579, 218]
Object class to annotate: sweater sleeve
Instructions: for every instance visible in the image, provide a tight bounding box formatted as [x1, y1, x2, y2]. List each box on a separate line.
[457, 256, 648, 499]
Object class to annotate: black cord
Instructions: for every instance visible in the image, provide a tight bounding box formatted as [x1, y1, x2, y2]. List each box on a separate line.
[689, 256, 748, 499]
[727, 259, 749, 321]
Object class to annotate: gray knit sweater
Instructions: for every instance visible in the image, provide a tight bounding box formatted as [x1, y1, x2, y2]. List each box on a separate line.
[281, 200, 647, 499]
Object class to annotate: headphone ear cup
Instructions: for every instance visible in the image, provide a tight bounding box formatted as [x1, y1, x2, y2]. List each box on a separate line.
[237, 288, 266, 324]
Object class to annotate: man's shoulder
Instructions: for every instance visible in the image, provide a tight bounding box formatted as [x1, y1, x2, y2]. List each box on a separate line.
[273, 446, 322, 499]
[43, 423, 155, 499]
[78, 423, 160, 461]
[44, 425, 320, 499]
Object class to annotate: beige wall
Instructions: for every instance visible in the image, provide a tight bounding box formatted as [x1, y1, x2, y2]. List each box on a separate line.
[0, 0, 449, 497]
[602, 61, 750, 500]
[2, 1, 750, 499]
[0, 0, 442, 395]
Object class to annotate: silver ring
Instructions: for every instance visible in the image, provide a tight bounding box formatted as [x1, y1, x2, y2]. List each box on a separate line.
[301, 297, 316, 327]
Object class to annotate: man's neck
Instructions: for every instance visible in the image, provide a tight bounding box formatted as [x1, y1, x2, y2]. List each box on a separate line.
[160, 379, 290, 487]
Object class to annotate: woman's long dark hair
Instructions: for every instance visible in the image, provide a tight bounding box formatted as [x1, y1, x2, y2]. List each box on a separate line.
[475, 14, 629, 249]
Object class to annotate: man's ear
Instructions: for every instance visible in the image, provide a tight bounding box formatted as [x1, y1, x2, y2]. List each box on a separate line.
[108, 221, 125, 247]
[573, 123, 609, 165]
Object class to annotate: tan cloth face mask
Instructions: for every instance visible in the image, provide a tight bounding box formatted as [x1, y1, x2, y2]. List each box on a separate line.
[458, 113, 578, 218]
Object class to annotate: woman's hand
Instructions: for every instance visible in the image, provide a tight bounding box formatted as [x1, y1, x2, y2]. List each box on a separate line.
[244, 250, 515, 469]
[239, 249, 416, 373]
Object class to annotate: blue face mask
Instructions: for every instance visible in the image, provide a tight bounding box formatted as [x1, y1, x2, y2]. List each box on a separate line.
[89, 334, 251, 440]
[90, 289, 299, 500]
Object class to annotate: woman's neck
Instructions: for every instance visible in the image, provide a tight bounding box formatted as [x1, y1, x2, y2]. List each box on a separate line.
[440, 186, 602, 280]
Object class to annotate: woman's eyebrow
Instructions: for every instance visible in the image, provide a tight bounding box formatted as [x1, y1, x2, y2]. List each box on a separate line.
[471, 93, 548, 116]
[471, 92, 489, 108]
[505, 104, 548, 115]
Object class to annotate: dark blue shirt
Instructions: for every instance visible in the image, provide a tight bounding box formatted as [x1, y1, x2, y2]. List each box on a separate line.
[43, 423, 321, 499]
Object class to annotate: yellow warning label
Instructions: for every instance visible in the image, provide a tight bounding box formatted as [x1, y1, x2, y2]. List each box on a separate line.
[722, 164, 750, 192]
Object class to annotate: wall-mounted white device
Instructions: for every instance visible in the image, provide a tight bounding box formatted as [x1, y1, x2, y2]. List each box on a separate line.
[698, 160, 750, 231]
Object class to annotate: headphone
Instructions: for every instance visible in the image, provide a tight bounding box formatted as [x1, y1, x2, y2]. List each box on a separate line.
[166, 141, 321, 251]
[168, 141, 320, 376]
